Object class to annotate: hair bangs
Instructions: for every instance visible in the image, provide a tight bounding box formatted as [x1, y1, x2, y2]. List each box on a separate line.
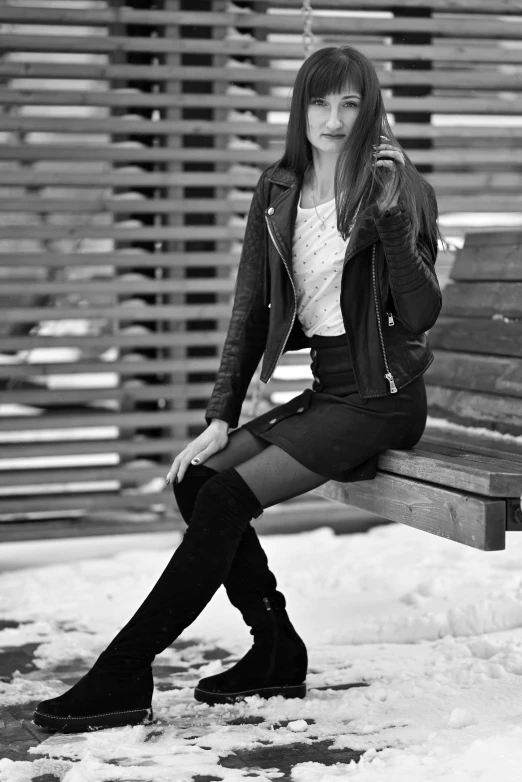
[306, 53, 363, 101]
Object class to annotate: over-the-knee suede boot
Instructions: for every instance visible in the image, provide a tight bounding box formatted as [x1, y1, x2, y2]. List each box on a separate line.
[174, 464, 308, 705]
[33, 467, 263, 733]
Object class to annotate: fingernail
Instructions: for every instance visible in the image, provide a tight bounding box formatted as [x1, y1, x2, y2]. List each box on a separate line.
[191, 458, 200, 464]
[165, 476, 170, 485]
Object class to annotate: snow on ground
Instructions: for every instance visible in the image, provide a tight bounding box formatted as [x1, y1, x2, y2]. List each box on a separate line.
[2, 523, 522, 780]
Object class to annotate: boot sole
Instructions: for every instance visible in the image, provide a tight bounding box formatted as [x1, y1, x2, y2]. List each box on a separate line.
[33, 706, 153, 733]
[194, 683, 306, 705]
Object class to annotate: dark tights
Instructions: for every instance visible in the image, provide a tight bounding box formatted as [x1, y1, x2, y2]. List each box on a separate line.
[203, 427, 328, 510]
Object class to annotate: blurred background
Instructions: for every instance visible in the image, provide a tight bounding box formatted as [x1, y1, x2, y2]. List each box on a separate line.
[0, 0, 520, 543]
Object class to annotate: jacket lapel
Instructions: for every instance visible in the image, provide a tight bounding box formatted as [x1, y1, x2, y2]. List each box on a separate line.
[266, 164, 379, 267]
[266, 168, 302, 267]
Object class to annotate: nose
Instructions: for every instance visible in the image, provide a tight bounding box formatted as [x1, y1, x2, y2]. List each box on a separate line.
[325, 107, 343, 130]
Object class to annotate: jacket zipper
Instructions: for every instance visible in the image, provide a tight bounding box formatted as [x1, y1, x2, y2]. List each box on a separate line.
[265, 214, 297, 383]
[371, 244, 397, 394]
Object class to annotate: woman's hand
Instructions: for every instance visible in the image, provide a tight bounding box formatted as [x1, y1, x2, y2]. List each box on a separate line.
[374, 140, 406, 212]
[165, 419, 229, 485]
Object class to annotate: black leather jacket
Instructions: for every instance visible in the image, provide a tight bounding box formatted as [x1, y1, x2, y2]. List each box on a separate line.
[205, 161, 442, 429]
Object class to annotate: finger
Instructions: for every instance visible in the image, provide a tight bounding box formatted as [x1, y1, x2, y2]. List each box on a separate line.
[375, 149, 405, 164]
[165, 460, 178, 484]
[190, 443, 216, 466]
[375, 159, 397, 171]
[166, 453, 185, 484]
[177, 448, 210, 482]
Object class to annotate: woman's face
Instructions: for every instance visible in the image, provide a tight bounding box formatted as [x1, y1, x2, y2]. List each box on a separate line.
[306, 90, 361, 155]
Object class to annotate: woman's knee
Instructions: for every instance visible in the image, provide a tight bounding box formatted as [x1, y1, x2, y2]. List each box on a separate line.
[172, 463, 218, 525]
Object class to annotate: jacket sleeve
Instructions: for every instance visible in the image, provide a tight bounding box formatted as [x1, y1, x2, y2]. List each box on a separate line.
[204, 173, 270, 429]
[374, 185, 442, 334]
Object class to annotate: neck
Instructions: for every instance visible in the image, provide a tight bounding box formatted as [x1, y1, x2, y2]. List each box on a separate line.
[310, 151, 338, 200]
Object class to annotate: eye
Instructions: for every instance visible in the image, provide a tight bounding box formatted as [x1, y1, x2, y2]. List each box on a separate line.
[310, 98, 326, 106]
[344, 101, 359, 108]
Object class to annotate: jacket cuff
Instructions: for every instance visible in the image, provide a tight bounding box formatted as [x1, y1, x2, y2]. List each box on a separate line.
[205, 407, 238, 430]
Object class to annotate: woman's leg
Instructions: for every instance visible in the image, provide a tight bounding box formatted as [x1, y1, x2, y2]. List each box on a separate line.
[34, 442, 328, 731]
[175, 429, 278, 614]
[175, 428, 319, 704]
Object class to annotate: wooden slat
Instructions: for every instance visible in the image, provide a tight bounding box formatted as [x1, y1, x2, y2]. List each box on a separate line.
[3, 145, 519, 167]
[0, 465, 162, 487]
[0, 195, 517, 217]
[0, 357, 222, 379]
[442, 282, 522, 318]
[423, 424, 522, 461]
[0, 197, 253, 215]
[0, 331, 228, 351]
[427, 351, 522, 398]
[0, 384, 215, 407]
[0, 279, 235, 296]
[277, 0, 522, 11]
[0, 171, 263, 188]
[4, 36, 522, 65]
[0, 439, 185, 461]
[458, 231, 522, 247]
[452, 245, 522, 281]
[2, 1, 521, 21]
[379, 443, 522, 497]
[0, 253, 238, 267]
[1, 8, 521, 38]
[4, 116, 522, 140]
[2, 62, 522, 90]
[3, 89, 522, 114]
[0, 410, 208, 431]
[2, 170, 522, 193]
[0, 226, 245, 241]
[0, 491, 172, 514]
[426, 385, 522, 435]
[0, 304, 233, 322]
[313, 474, 506, 551]
[429, 317, 522, 358]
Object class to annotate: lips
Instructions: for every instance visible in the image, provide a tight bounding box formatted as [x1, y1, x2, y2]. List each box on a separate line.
[323, 134, 345, 139]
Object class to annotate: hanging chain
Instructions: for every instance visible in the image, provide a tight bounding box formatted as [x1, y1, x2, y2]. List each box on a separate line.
[301, 0, 314, 58]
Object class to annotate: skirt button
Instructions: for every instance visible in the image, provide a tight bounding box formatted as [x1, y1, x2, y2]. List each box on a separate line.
[297, 407, 305, 413]
[267, 207, 275, 216]
[269, 418, 277, 424]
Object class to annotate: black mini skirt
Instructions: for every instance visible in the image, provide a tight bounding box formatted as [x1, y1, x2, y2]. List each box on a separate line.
[242, 333, 427, 483]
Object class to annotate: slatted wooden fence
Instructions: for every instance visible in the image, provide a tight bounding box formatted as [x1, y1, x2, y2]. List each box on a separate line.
[0, 0, 519, 535]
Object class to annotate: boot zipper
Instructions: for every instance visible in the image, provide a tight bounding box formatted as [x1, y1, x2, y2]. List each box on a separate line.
[371, 244, 397, 394]
[387, 312, 395, 326]
[265, 215, 297, 384]
[263, 597, 278, 683]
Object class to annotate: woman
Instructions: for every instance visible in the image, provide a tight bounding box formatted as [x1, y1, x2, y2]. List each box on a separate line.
[34, 45, 441, 733]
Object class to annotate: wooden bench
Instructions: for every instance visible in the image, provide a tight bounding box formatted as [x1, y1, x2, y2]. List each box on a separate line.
[312, 231, 522, 551]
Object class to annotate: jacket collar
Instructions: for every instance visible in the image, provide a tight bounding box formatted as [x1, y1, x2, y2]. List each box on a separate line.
[266, 163, 379, 262]
[266, 164, 301, 189]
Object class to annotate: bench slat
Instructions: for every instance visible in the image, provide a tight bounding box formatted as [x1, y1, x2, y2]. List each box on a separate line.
[379, 443, 522, 497]
[441, 282, 522, 319]
[426, 385, 522, 435]
[313, 474, 505, 551]
[451, 243, 522, 282]
[423, 425, 522, 460]
[429, 317, 522, 359]
[427, 350, 522, 398]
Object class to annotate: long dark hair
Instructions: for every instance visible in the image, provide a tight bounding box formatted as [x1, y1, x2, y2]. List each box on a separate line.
[279, 46, 438, 248]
